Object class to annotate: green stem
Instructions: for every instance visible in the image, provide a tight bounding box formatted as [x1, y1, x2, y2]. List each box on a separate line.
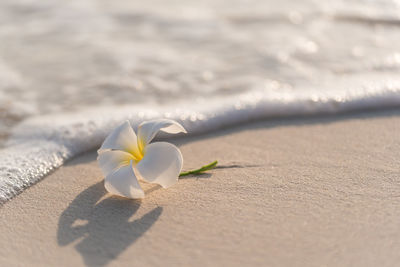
[179, 160, 218, 177]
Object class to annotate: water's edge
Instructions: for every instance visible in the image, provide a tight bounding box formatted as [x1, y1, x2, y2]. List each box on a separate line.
[1, 88, 400, 203]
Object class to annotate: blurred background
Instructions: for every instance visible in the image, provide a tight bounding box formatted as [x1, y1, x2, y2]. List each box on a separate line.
[1, 0, 400, 143]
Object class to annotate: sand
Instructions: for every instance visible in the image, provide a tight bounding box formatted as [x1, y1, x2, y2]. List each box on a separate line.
[1, 110, 400, 267]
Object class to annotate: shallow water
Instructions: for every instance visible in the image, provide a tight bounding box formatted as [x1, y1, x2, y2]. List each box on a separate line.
[1, 0, 400, 202]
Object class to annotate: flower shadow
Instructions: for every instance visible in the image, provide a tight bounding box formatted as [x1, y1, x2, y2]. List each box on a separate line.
[57, 181, 162, 267]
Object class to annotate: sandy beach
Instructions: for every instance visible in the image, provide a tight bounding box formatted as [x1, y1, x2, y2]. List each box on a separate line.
[1, 110, 399, 267]
[2, 0, 400, 266]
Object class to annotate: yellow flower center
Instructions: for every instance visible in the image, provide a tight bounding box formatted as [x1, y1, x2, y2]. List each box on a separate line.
[127, 137, 145, 163]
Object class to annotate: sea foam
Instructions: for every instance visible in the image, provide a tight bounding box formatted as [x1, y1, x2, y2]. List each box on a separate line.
[1, 84, 400, 203]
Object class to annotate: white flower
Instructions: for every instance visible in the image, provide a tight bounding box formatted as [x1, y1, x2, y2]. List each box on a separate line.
[97, 119, 187, 199]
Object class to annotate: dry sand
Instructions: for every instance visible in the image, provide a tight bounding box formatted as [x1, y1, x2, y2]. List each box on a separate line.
[1, 110, 400, 267]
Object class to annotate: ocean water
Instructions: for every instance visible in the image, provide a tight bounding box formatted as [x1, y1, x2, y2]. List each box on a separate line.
[1, 0, 400, 202]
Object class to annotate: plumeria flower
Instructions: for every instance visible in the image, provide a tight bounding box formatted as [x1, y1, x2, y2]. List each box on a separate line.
[97, 119, 187, 199]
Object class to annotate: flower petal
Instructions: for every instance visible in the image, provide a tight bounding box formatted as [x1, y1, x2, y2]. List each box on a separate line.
[136, 142, 183, 188]
[104, 161, 144, 199]
[98, 121, 141, 160]
[137, 119, 186, 150]
[97, 150, 135, 177]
